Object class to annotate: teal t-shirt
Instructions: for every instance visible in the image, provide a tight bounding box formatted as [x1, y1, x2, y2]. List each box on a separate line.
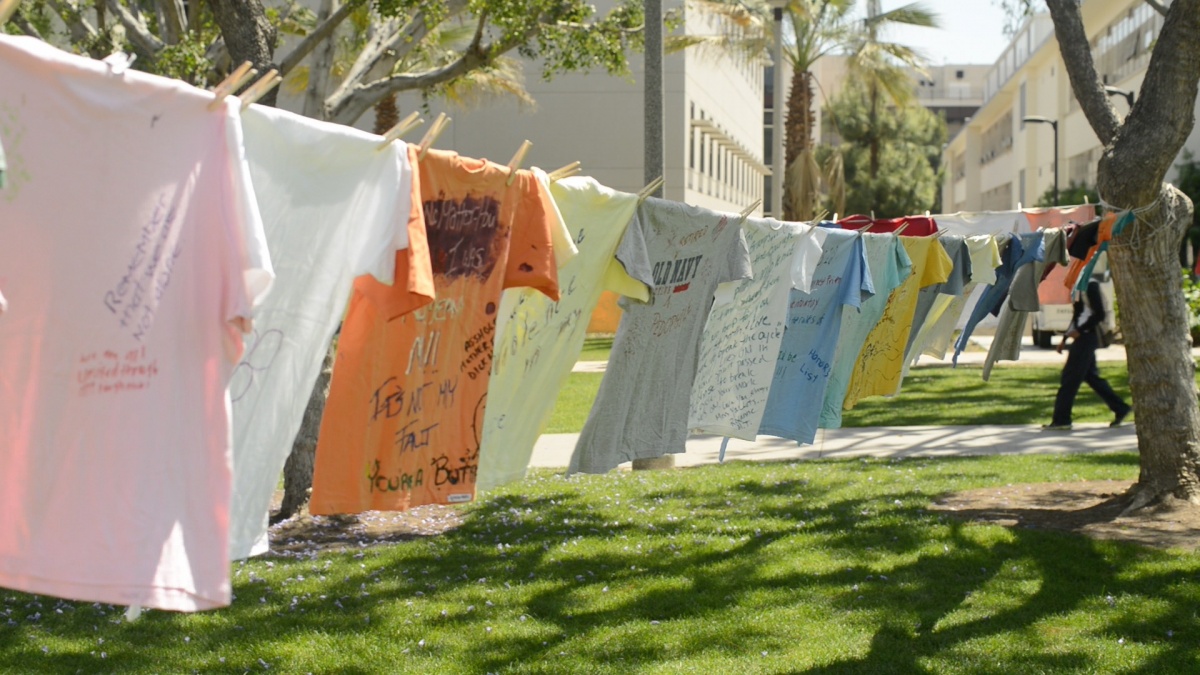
[819, 233, 912, 429]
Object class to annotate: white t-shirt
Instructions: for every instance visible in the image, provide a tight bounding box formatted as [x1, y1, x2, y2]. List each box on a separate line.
[0, 36, 273, 611]
[689, 218, 824, 440]
[228, 104, 421, 560]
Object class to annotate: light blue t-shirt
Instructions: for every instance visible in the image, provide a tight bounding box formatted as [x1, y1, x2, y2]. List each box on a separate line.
[819, 233, 911, 429]
[759, 227, 872, 444]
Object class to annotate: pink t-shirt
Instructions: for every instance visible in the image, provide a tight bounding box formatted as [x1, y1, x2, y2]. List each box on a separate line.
[0, 36, 273, 611]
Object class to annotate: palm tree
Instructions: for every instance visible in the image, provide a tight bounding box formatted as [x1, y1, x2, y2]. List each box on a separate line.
[780, 0, 936, 220]
[847, 0, 937, 180]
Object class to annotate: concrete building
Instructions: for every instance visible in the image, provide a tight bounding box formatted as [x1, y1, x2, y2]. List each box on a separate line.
[942, 0, 1200, 213]
[383, 0, 769, 216]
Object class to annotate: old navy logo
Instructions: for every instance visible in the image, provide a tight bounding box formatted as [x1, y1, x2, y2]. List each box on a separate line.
[651, 255, 703, 288]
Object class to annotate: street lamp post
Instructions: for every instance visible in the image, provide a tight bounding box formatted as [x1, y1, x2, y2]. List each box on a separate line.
[1104, 85, 1135, 108]
[1023, 115, 1058, 206]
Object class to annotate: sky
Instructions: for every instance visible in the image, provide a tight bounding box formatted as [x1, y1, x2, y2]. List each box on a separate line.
[868, 0, 1016, 66]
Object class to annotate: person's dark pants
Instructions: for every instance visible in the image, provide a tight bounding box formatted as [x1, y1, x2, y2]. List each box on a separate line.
[1052, 331, 1130, 426]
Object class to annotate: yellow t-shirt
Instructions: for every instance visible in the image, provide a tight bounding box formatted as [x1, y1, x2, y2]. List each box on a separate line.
[310, 149, 559, 513]
[843, 236, 952, 408]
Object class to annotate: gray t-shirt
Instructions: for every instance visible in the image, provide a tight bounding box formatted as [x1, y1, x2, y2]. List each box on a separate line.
[568, 197, 752, 474]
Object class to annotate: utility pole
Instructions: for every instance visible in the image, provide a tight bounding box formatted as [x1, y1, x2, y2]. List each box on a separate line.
[643, 0, 664, 197]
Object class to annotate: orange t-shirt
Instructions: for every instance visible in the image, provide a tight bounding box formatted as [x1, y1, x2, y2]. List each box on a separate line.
[1063, 212, 1115, 291]
[310, 149, 559, 514]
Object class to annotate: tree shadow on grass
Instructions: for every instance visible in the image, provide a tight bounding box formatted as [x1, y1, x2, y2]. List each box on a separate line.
[3, 454, 1198, 673]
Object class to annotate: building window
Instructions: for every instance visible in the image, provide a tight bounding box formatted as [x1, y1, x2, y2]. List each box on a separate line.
[1018, 168, 1026, 206]
[956, 69, 964, 79]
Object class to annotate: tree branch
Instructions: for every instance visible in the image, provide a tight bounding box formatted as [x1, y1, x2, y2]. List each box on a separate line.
[1101, 0, 1200, 204]
[1144, 0, 1168, 17]
[105, 0, 166, 56]
[158, 0, 187, 44]
[1044, 0, 1120, 146]
[329, 24, 538, 125]
[10, 10, 44, 39]
[45, 0, 98, 44]
[277, 0, 356, 76]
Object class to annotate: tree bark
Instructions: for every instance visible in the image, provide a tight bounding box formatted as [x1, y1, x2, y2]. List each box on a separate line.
[206, 0, 279, 105]
[273, 348, 333, 522]
[783, 67, 815, 221]
[1046, 0, 1200, 507]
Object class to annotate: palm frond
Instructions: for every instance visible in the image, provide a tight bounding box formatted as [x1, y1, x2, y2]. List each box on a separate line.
[865, 1, 939, 30]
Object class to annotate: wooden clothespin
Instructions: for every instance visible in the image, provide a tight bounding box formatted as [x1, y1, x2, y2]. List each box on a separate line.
[376, 111, 423, 150]
[239, 69, 282, 110]
[933, 228, 947, 238]
[832, 212, 839, 222]
[737, 198, 762, 222]
[856, 219, 875, 232]
[894, 221, 911, 236]
[207, 61, 256, 112]
[417, 113, 450, 160]
[0, 0, 21, 26]
[637, 176, 664, 202]
[505, 140, 532, 186]
[1016, 202, 1023, 211]
[548, 161, 582, 182]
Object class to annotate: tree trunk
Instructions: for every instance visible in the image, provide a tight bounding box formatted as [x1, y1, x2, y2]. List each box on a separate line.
[273, 348, 333, 522]
[302, 0, 338, 120]
[783, 68, 815, 221]
[1108, 188, 1200, 507]
[1046, 0, 1200, 509]
[206, 0, 279, 106]
[868, 81, 880, 181]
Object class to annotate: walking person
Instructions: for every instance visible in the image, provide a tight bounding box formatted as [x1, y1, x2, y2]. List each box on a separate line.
[1042, 276, 1132, 431]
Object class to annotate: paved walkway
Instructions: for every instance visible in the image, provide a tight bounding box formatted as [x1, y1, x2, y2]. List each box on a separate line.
[547, 334, 1170, 470]
[531, 423, 1138, 469]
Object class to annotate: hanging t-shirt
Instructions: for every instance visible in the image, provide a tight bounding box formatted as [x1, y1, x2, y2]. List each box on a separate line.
[226, 105, 431, 560]
[758, 228, 872, 445]
[310, 150, 559, 513]
[819, 233, 911, 429]
[983, 230, 1069, 380]
[932, 211, 1027, 238]
[841, 236, 952, 408]
[838, 214, 939, 237]
[910, 234, 1001, 362]
[0, 134, 6, 188]
[567, 198, 752, 474]
[902, 234, 971, 362]
[954, 233, 1024, 363]
[476, 176, 652, 492]
[0, 35, 273, 611]
[689, 218, 826, 440]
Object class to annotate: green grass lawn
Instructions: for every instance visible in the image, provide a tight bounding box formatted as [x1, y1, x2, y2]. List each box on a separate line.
[4, 454, 1197, 673]
[545, 364, 1140, 434]
[578, 336, 614, 361]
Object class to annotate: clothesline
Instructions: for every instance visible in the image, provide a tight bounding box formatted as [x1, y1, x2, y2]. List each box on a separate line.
[0, 32, 1118, 617]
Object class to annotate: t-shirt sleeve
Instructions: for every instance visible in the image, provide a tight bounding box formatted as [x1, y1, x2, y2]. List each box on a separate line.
[403, 144, 434, 306]
[350, 145, 434, 320]
[722, 224, 754, 284]
[789, 224, 826, 293]
[503, 170, 559, 301]
[356, 144, 410, 286]
[220, 101, 274, 354]
[604, 200, 653, 301]
[534, 169, 579, 270]
[920, 237, 954, 288]
[891, 237, 914, 289]
[840, 237, 872, 309]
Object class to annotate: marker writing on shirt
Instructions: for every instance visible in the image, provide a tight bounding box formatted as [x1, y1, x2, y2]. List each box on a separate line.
[366, 459, 424, 493]
[77, 346, 159, 396]
[102, 193, 182, 341]
[424, 196, 503, 280]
